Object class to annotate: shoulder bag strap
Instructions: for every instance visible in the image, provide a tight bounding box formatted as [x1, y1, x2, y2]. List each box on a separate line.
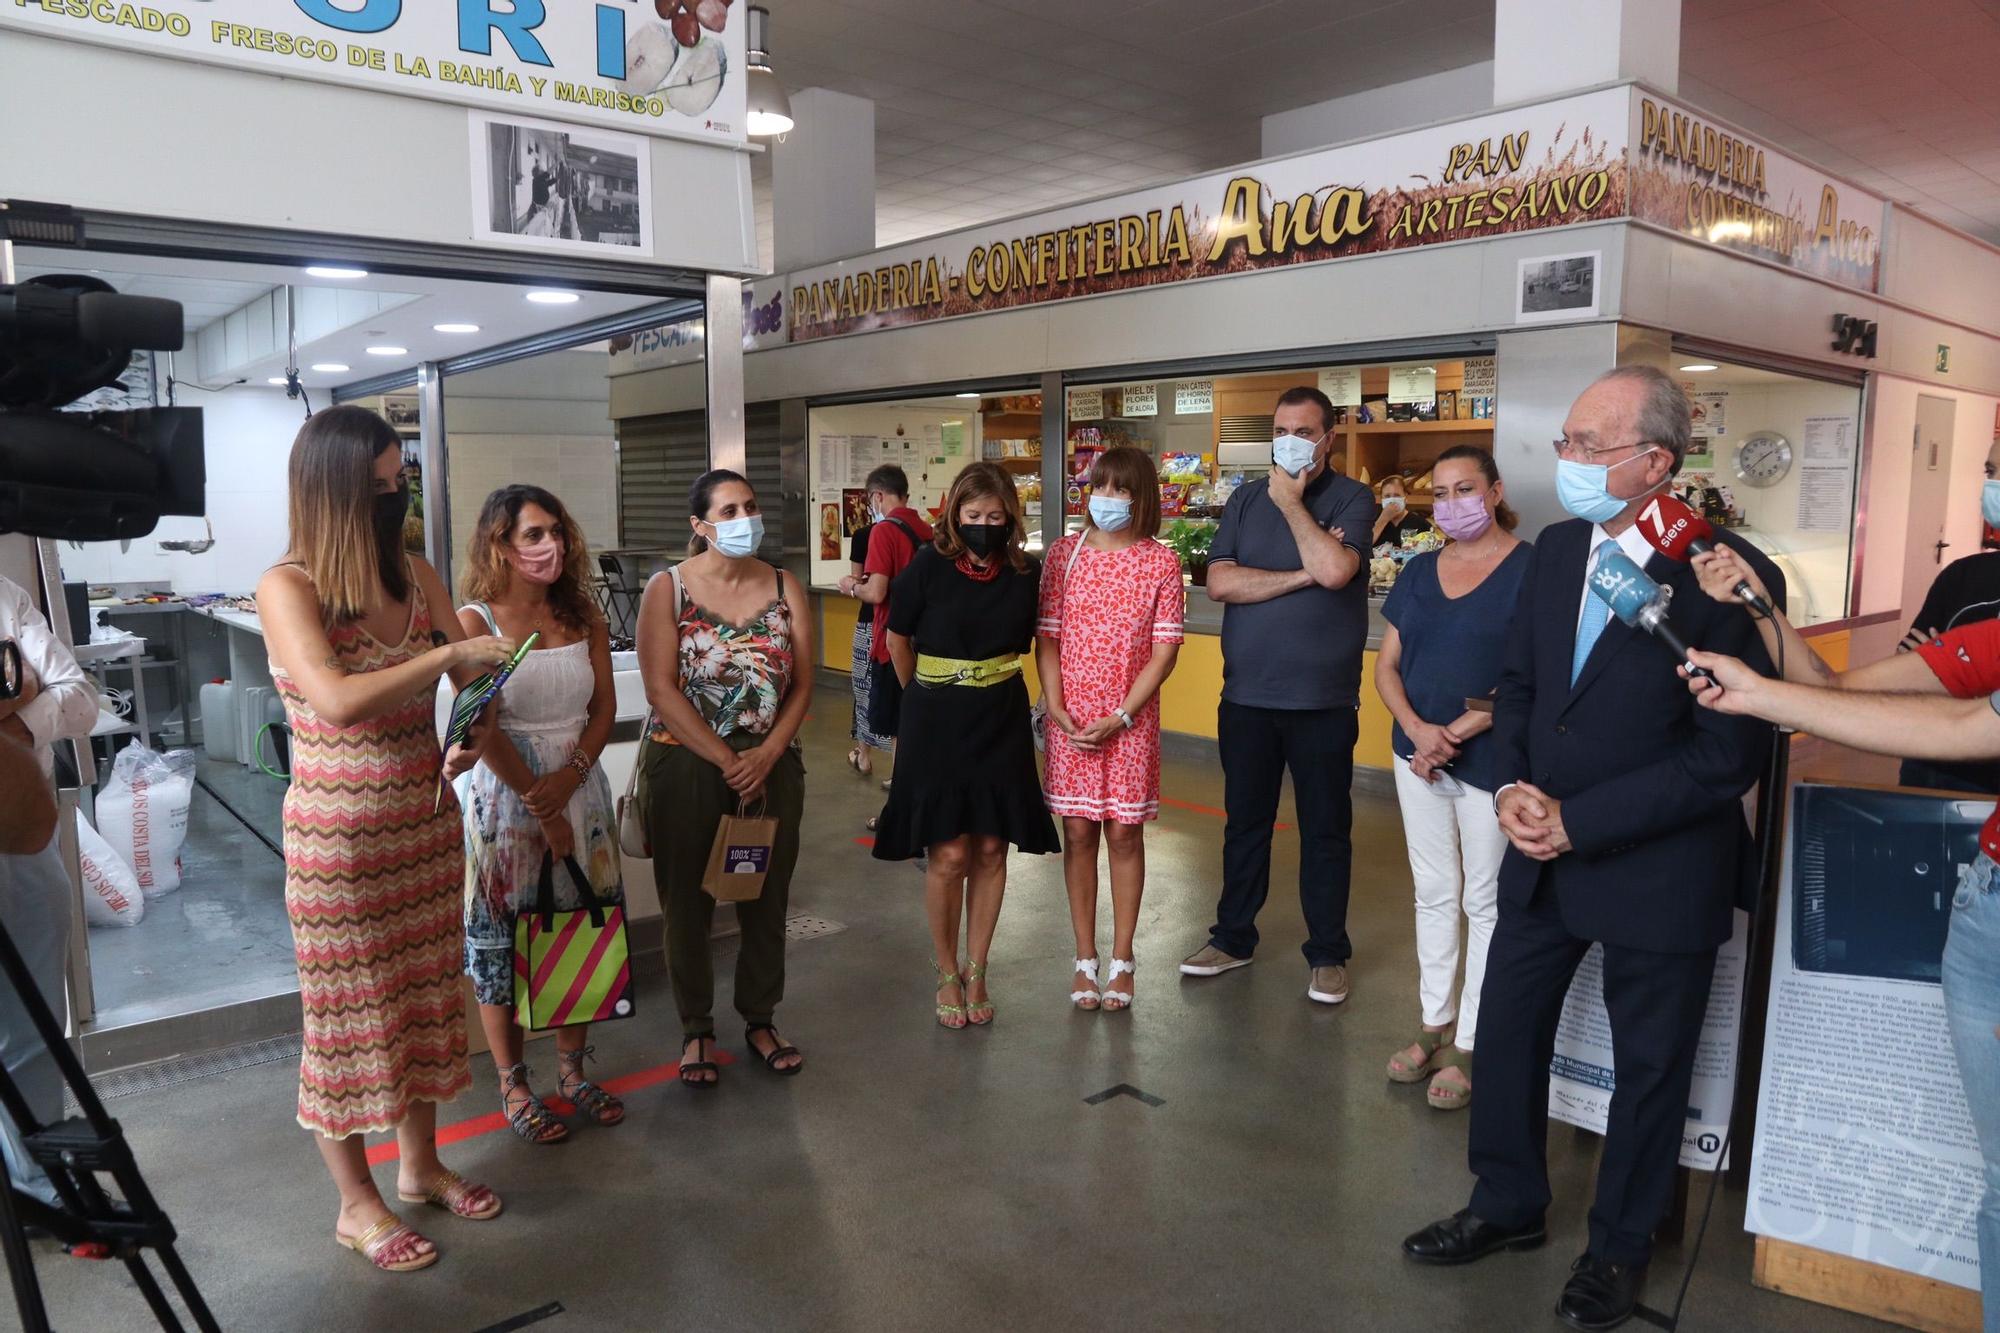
[534, 850, 558, 930]
[473, 601, 500, 636]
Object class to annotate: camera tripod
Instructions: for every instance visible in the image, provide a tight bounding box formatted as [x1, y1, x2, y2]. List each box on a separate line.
[0, 916, 216, 1332]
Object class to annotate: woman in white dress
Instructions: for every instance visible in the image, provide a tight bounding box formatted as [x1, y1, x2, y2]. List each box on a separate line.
[456, 485, 625, 1145]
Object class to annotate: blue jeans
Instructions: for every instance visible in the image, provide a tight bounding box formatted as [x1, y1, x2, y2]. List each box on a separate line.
[1950, 857, 2000, 1329]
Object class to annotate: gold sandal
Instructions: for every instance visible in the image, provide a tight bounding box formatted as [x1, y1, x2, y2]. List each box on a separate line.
[1387, 1028, 1453, 1083]
[337, 1213, 438, 1272]
[935, 962, 967, 1029]
[396, 1168, 503, 1221]
[964, 960, 995, 1026]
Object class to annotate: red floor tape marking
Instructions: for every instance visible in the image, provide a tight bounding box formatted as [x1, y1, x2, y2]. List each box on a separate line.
[854, 835, 875, 848]
[364, 1055, 736, 1165]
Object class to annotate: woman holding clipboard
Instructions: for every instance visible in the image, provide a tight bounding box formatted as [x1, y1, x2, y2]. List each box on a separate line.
[258, 406, 516, 1273]
[453, 485, 626, 1144]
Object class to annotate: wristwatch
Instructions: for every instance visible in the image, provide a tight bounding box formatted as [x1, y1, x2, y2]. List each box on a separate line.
[1115, 708, 1134, 730]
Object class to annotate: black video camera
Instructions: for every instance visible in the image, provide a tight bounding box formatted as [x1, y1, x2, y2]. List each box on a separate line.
[1, 265, 205, 543]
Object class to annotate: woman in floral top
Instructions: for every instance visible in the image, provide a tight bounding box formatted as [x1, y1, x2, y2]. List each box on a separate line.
[635, 470, 814, 1087]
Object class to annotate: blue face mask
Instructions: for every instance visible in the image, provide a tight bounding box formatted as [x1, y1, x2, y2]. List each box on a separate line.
[1556, 447, 1658, 525]
[1273, 434, 1320, 478]
[1983, 479, 2000, 530]
[706, 514, 764, 558]
[1088, 494, 1132, 532]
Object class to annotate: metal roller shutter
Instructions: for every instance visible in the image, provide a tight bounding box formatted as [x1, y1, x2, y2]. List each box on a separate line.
[617, 403, 784, 557]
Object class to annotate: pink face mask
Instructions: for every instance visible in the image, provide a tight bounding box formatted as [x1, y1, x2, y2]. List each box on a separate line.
[1432, 494, 1494, 541]
[511, 538, 564, 585]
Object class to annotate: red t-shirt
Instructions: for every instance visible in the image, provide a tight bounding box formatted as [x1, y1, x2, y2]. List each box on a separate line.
[862, 507, 933, 664]
[1915, 618, 2000, 857]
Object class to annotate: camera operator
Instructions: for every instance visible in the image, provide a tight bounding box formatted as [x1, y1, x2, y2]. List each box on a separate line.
[0, 572, 98, 1211]
[1679, 544, 1999, 1325]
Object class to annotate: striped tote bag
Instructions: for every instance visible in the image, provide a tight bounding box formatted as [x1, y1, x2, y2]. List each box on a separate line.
[513, 852, 634, 1031]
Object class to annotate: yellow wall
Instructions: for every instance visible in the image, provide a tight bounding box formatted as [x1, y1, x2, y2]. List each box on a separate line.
[817, 594, 1401, 771]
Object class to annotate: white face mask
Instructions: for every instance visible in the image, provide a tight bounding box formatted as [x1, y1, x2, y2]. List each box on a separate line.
[1088, 494, 1133, 532]
[1273, 433, 1321, 478]
[705, 513, 764, 558]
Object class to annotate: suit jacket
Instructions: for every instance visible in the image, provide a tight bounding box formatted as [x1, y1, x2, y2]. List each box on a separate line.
[1491, 519, 1786, 954]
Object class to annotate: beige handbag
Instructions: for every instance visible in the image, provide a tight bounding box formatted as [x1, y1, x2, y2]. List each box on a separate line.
[616, 568, 681, 860]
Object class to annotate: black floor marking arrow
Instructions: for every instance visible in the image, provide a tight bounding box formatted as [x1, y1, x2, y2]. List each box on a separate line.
[1084, 1083, 1164, 1107]
[474, 1303, 565, 1333]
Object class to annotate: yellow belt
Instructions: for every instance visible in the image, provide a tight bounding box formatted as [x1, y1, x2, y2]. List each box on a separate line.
[915, 653, 1021, 688]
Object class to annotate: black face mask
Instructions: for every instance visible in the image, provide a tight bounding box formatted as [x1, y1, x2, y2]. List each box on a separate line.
[960, 522, 1009, 559]
[374, 486, 411, 565]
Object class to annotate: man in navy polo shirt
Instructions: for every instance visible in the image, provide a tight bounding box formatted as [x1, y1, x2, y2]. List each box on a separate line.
[1180, 386, 1378, 1006]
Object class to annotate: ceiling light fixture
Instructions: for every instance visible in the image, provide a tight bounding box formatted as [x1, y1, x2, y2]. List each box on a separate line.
[745, 5, 794, 138]
[366, 346, 408, 357]
[955, 392, 981, 399]
[311, 363, 350, 373]
[304, 265, 368, 279]
[1679, 363, 1719, 373]
[267, 376, 291, 386]
[526, 290, 581, 304]
[434, 322, 481, 334]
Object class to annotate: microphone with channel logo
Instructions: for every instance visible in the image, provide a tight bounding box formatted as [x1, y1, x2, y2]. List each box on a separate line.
[1634, 494, 1778, 618]
[1588, 548, 1716, 683]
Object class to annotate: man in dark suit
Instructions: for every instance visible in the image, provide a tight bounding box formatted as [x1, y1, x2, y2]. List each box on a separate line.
[1401, 366, 1785, 1332]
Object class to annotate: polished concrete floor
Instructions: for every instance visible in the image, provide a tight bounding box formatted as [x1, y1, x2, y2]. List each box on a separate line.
[26, 686, 1891, 1332]
[82, 758, 294, 1029]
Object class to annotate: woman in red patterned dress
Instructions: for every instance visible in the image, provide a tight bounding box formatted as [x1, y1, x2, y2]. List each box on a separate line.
[259, 407, 517, 1273]
[1035, 448, 1185, 1011]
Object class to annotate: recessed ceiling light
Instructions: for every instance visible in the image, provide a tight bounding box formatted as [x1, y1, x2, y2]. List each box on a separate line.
[1679, 363, 1719, 373]
[526, 290, 580, 304]
[366, 345, 408, 357]
[310, 363, 350, 374]
[956, 392, 981, 399]
[434, 322, 480, 334]
[304, 265, 367, 280]
[266, 376, 291, 386]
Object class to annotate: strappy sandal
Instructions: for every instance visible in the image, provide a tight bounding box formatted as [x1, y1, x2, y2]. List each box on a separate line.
[935, 962, 967, 1030]
[1387, 1028, 1453, 1084]
[1102, 957, 1136, 1012]
[1071, 957, 1102, 1011]
[679, 1034, 719, 1088]
[556, 1046, 625, 1126]
[337, 1213, 437, 1273]
[1427, 1047, 1473, 1111]
[745, 1022, 803, 1075]
[964, 960, 995, 1026]
[396, 1169, 503, 1221]
[498, 1062, 568, 1145]
[847, 745, 873, 776]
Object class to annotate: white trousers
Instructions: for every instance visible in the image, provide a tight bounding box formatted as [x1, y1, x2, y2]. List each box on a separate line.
[1391, 758, 1504, 1051]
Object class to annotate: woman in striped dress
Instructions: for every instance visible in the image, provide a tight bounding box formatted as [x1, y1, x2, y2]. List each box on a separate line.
[259, 406, 518, 1273]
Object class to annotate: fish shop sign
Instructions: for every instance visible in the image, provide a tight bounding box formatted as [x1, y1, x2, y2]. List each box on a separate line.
[1, 0, 749, 146]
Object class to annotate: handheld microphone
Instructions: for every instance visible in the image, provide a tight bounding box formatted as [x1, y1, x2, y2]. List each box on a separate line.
[1588, 548, 1715, 682]
[1635, 494, 1777, 618]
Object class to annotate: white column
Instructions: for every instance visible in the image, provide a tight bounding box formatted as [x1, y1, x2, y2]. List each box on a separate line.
[1492, 0, 1680, 105]
[771, 87, 875, 271]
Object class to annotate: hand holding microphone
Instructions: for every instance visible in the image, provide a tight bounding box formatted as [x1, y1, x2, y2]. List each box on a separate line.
[1588, 548, 1716, 683]
[1635, 495, 1776, 617]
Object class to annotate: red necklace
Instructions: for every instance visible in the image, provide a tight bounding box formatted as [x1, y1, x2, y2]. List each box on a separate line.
[955, 554, 1001, 583]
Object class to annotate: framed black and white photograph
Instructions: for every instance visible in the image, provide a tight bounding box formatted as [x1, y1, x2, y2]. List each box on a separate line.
[469, 111, 653, 256]
[1515, 251, 1600, 323]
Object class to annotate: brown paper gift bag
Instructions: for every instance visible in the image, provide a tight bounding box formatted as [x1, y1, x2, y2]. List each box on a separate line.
[703, 798, 777, 902]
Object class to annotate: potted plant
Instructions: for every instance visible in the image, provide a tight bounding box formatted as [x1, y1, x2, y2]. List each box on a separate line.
[1162, 519, 1216, 587]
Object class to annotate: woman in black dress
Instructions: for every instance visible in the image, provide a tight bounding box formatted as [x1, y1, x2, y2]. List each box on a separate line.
[874, 462, 1059, 1029]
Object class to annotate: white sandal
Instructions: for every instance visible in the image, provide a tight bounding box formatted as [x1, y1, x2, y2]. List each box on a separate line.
[1071, 958, 1101, 1010]
[1102, 957, 1135, 1012]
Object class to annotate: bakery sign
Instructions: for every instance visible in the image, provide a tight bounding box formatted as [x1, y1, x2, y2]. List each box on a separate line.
[783, 86, 1635, 344]
[0, 0, 749, 145]
[1628, 94, 1885, 290]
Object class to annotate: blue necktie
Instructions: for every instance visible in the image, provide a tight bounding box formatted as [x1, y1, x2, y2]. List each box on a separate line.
[1571, 540, 1619, 685]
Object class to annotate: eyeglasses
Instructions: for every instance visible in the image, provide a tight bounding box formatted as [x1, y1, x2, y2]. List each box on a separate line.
[1551, 438, 1653, 463]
